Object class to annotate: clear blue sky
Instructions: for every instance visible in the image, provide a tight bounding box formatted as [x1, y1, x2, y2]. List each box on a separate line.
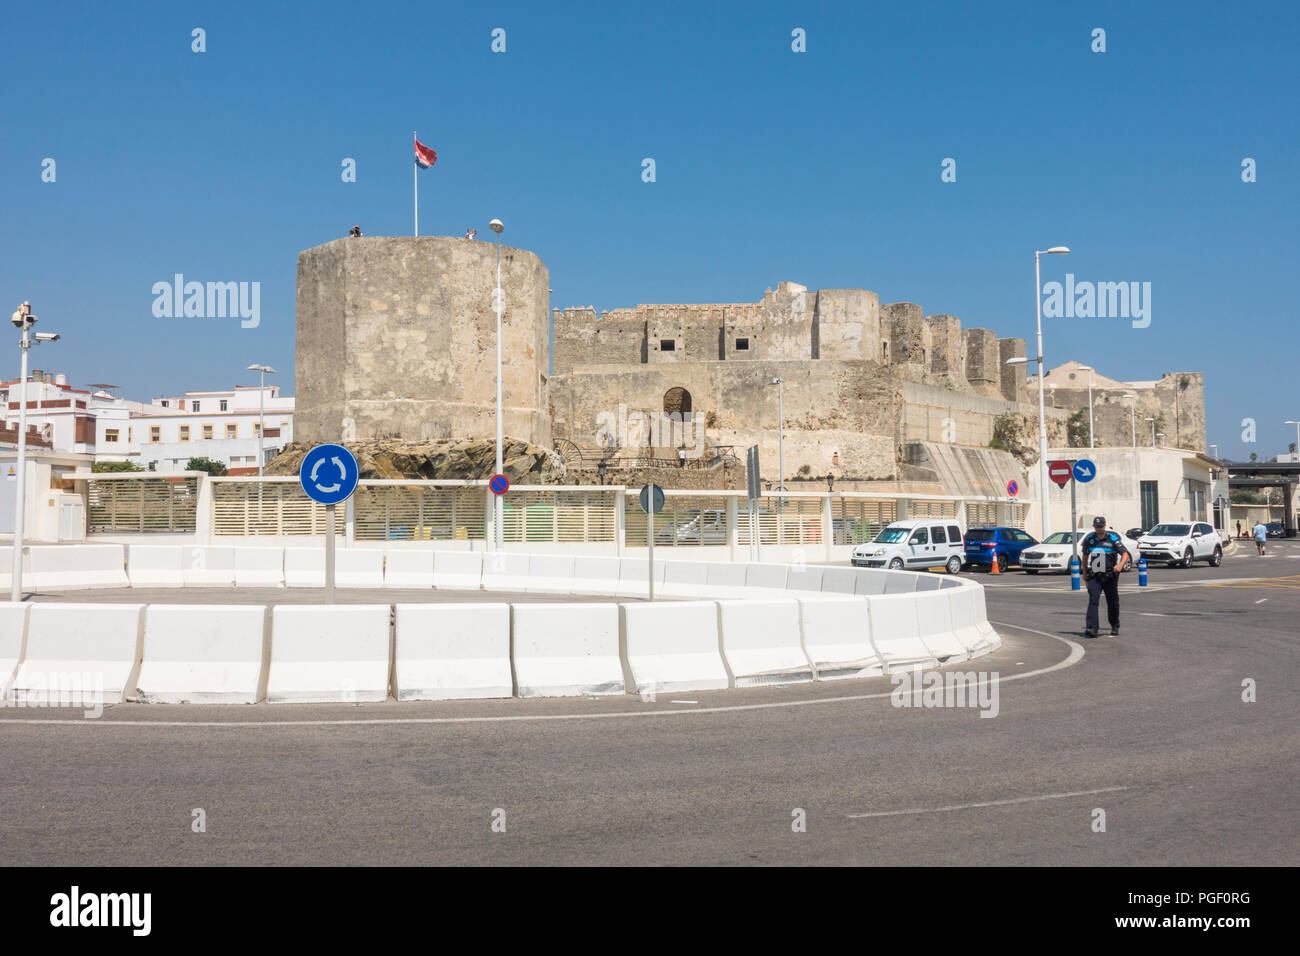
[2, 0, 1295, 459]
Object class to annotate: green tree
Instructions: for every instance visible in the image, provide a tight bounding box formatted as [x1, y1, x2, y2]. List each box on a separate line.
[92, 460, 144, 473]
[1065, 409, 1090, 448]
[185, 456, 228, 476]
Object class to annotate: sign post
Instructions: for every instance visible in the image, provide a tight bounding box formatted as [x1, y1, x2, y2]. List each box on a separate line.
[1071, 458, 1097, 567]
[300, 443, 360, 604]
[746, 445, 760, 561]
[639, 483, 665, 601]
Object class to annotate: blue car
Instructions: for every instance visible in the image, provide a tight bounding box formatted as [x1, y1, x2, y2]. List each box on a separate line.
[963, 527, 1039, 573]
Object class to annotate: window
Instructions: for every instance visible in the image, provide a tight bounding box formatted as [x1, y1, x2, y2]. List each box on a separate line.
[909, 528, 929, 545]
[932, 526, 947, 544]
[179, 425, 190, 442]
[253, 423, 261, 435]
[149, 426, 161, 443]
[1013, 529, 1035, 542]
[663, 387, 692, 415]
[219, 399, 228, 412]
[202, 424, 214, 440]
[225, 423, 237, 439]
[1140, 481, 1160, 531]
[947, 525, 962, 543]
[882, 342, 889, 361]
[659, 339, 676, 351]
[735, 338, 750, 351]
[128, 427, 132, 443]
[104, 429, 119, 443]
[160, 400, 169, 408]
[191, 400, 200, 412]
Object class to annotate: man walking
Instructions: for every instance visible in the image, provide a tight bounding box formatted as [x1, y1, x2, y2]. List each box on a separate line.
[1081, 515, 1128, 638]
[1253, 519, 1268, 555]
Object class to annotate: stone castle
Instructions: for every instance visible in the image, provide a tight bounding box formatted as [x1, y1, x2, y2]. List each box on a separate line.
[295, 237, 1205, 495]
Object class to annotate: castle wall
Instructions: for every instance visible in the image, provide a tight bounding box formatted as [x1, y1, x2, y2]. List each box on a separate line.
[815, 288, 881, 362]
[962, 328, 1000, 396]
[997, 337, 1026, 402]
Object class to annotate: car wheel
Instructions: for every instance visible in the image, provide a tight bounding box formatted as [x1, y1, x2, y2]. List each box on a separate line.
[1181, 547, 1194, 569]
[1025, 569, 1039, 575]
[888, 558, 904, 570]
[996, 553, 1009, 573]
[945, 555, 962, 575]
[1209, 546, 1222, 567]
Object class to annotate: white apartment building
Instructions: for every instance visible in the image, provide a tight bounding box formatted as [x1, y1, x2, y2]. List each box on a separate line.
[1, 372, 293, 474]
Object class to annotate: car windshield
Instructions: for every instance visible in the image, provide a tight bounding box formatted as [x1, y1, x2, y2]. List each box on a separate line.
[1042, 532, 1080, 545]
[965, 529, 995, 542]
[873, 527, 910, 543]
[1148, 524, 1190, 536]
[1267, 522, 1282, 530]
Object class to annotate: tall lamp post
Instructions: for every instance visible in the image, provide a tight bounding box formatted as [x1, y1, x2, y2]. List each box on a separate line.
[768, 377, 784, 496]
[1077, 364, 1095, 448]
[1007, 245, 1069, 539]
[10, 302, 61, 603]
[246, 364, 276, 478]
[489, 218, 505, 551]
[1146, 417, 1156, 448]
[1124, 392, 1137, 449]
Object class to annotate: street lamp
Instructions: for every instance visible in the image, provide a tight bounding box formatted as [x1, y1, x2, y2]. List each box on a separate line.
[10, 302, 60, 603]
[489, 217, 505, 551]
[768, 377, 784, 495]
[1008, 244, 1070, 539]
[1146, 417, 1156, 448]
[1124, 393, 1138, 449]
[246, 364, 276, 478]
[1077, 365, 1094, 448]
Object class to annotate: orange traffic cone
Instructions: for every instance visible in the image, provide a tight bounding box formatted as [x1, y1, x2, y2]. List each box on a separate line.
[990, 552, 1000, 574]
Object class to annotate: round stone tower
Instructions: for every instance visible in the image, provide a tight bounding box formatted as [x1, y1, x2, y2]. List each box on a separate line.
[295, 236, 550, 447]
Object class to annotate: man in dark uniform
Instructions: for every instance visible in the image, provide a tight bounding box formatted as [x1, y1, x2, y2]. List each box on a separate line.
[1081, 515, 1128, 637]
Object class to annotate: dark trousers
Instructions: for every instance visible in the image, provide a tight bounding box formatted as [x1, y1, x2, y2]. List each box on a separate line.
[1086, 574, 1120, 632]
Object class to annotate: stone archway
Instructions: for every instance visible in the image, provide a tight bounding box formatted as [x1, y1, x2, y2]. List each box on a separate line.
[663, 387, 692, 416]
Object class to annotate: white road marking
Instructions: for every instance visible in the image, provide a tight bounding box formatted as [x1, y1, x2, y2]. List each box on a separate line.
[1255, 599, 1268, 604]
[670, 700, 698, 705]
[0, 624, 1083, 730]
[847, 785, 1130, 818]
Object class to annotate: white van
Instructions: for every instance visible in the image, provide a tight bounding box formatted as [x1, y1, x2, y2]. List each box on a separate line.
[851, 518, 966, 574]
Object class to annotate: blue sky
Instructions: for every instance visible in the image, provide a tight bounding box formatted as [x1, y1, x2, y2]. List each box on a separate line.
[2, 0, 1296, 459]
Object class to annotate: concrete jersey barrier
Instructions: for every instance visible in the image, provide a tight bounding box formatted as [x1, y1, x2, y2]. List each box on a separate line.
[796, 595, 883, 679]
[383, 549, 435, 589]
[126, 545, 186, 588]
[394, 603, 513, 700]
[266, 605, 390, 703]
[10, 603, 144, 704]
[134, 604, 268, 704]
[0, 604, 31, 700]
[182, 546, 237, 587]
[865, 592, 939, 672]
[716, 598, 814, 686]
[26, 544, 128, 591]
[619, 601, 729, 694]
[512, 603, 624, 697]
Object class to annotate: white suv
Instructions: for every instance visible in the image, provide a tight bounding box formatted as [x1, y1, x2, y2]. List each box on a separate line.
[1138, 522, 1223, 568]
[852, 519, 966, 574]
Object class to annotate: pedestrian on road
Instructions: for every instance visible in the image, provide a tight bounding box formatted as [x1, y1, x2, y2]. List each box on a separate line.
[1253, 520, 1268, 555]
[1236, 520, 1242, 539]
[1081, 515, 1128, 637]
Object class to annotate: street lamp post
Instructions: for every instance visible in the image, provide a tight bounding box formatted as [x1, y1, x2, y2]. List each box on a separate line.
[1146, 417, 1156, 448]
[1125, 393, 1137, 449]
[246, 364, 276, 478]
[1077, 365, 1095, 448]
[10, 302, 60, 603]
[489, 218, 505, 551]
[768, 377, 784, 496]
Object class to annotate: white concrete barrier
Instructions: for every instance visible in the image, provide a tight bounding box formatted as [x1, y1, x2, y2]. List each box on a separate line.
[968, 584, 1001, 654]
[913, 591, 968, 662]
[744, 563, 788, 592]
[336, 549, 385, 589]
[134, 605, 268, 704]
[659, 560, 712, 599]
[785, 565, 825, 592]
[717, 598, 814, 686]
[266, 605, 390, 703]
[883, 572, 919, 594]
[617, 557, 665, 599]
[819, 567, 858, 594]
[11, 603, 143, 704]
[704, 562, 750, 599]
[866, 593, 938, 672]
[482, 553, 532, 592]
[394, 603, 513, 700]
[284, 547, 325, 588]
[234, 546, 284, 588]
[571, 556, 621, 596]
[0, 604, 30, 700]
[432, 551, 484, 591]
[182, 546, 236, 587]
[126, 545, 185, 588]
[915, 574, 943, 592]
[526, 554, 575, 594]
[26, 544, 128, 591]
[512, 603, 624, 697]
[619, 601, 729, 694]
[796, 595, 883, 679]
[947, 586, 987, 655]
[383, 549, 435, 589]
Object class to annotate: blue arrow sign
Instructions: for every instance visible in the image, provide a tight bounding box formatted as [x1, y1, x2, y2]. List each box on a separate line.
[1073, 458, 1097, 483]
[299, 444, 359, 505]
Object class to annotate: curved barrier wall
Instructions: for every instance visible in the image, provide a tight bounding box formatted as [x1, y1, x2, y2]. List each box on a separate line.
[0, 544, 1002, 705]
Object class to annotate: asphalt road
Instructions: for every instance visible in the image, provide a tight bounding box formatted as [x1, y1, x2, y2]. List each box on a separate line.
[1, 544, 1296, 866]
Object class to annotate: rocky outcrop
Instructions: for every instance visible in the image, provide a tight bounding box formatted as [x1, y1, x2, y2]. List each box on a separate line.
[266, 438, 565, 483]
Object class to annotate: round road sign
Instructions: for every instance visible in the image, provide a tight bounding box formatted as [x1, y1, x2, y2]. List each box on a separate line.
[638, 483, 666, 515]
[299, 444, 359, 505]
[1007, 479, 1019, 497]
[1048, 460, 1074, 488]
[489, 474, 510, 495]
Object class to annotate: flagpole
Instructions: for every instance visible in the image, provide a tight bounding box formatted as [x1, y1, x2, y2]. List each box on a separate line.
[413, 130, 419, 237]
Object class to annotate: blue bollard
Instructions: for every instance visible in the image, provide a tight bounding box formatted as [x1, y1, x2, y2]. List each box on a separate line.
[1070, 556, 1081, 590]
[1138, 557, 1148, 587]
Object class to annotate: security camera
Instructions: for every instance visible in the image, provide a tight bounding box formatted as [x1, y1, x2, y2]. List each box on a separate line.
[34, 332, 60, 342]
[10, 302, 35, 329]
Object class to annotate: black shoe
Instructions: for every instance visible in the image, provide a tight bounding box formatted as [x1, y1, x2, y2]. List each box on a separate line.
[1111, 628, 1120, 636]
[1085, 629, 1099, 638]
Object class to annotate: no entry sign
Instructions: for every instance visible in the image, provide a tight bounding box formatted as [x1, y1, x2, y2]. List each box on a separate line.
[1048, 460, 1073, 488]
